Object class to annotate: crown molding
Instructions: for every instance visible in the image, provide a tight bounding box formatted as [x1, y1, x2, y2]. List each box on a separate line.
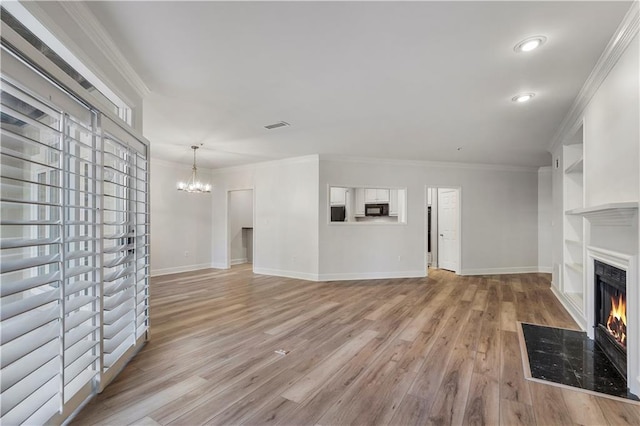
[319, 154, 539, 173]
[57, 1, 150, 98]
[210, 154, 320, 175]
[548, 1, 639, 154]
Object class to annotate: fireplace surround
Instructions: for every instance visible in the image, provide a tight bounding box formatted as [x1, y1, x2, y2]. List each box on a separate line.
[586, 246, 638, 395]
[594, 260, 627, 378]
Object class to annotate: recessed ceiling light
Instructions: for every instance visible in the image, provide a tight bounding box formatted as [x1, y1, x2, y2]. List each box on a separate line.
[512, 93, 535, 103]
[514, 36, 547, 53]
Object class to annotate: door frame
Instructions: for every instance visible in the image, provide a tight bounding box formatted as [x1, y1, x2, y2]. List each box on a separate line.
[226, 187, 255, 270]
[424, 185, 462, 275]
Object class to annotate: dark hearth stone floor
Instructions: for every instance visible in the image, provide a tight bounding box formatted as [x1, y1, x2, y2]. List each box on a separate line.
[520, 323, 639, 401]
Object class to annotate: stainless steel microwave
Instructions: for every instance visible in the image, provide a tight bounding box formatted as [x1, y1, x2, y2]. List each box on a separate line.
[365, 203, 389, 216]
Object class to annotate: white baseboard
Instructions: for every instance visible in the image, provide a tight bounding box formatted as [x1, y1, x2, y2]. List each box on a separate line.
[538, 266, 552, 273]
[317, 270, 426, 282]
[231, 258, 248, 265]
[211, 262, 228, 269]
[460, 266, 542, 276]
[550, 285, 587, 330]
[150, 263, 215, 277]
[253, 267, 319, 282]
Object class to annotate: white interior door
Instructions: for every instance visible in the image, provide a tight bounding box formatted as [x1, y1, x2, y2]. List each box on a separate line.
[437, 188, 459, 272]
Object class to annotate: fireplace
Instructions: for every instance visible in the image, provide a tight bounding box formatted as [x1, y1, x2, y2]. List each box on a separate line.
[594, 260, 627, 378]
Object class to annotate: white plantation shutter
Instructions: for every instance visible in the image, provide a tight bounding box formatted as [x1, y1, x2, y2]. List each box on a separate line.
[61, 113, 101, 402]
[1, 47, 149, 424]
[133, 151, 150, 340]
[101, 122, 149, 372]
[1, 77, 64, 425]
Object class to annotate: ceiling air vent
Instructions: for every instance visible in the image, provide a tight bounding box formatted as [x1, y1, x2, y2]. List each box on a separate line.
[264, 121, 290, 130]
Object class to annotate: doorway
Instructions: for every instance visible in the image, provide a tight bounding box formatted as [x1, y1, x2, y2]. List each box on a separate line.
[426, 186, 461, 274]
[227, 189, 254, 268]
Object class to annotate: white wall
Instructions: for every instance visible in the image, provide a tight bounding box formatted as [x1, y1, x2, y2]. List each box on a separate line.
[211, 156, 320, 280]
[318, 158, 540, 279]
[150, 159, 213, 276]
[538, 167, 553, 273]
[229, 190, 253, 264]
[584, 35, 639, 207]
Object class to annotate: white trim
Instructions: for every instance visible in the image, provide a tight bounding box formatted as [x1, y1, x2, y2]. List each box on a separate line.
[211, 262, 229, 269]
[318, 270, 426, 282]
[548, 1, 639, 153]
[55, 1, 150, 98]
[11, 1, 136, 109]
[231, 258, 248, 265]
[566, 202, 638, 227]
[0, 24, 149, 145]
[212, 154, 319, 175]
[150, 263, 215, 277]
[210, 154, 537, 175]
[550, 285, 589, 330]
[460, 266, 543, 276]
[253, 267, 319, 282]
[538, 266, 553, 274]
[321, 154, 538, 173]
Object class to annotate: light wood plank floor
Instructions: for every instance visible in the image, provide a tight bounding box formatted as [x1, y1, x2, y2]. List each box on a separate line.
[72, 265, 640, 425]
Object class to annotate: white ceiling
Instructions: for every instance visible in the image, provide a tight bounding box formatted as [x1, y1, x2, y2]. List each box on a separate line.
[85, 1, 632, 169]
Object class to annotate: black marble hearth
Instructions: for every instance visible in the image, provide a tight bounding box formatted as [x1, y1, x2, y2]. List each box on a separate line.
[520, 323, 639, 401]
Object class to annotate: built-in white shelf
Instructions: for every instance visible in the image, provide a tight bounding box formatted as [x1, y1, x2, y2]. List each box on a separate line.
[566, 202, 638, 226]
[565, 262, 584, 274]
[564, 157, 583, 174]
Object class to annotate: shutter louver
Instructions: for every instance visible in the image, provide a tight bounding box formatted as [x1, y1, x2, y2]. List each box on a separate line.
[1, 78, 64, 425]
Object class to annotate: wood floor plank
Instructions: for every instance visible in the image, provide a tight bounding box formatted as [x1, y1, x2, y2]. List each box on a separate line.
[529, 381, 573, 425]
[561, 388, 609, 426]
[500, 399, 536, 426]
[315, 338, 413, 426]
[596, 396, 640, 425]
[364, 294, 406, 320]
[265, 301, 340, 335]
[427, 346, 475, 426]
[280, 329, 378, 403]
[388, 394, 431, 426]
[69, 266, 640, 426]
[96, 376, 208, 424]
[500, 301, 517, 332]
[500, 330, 532, 405]
[462, 373, 500, 426]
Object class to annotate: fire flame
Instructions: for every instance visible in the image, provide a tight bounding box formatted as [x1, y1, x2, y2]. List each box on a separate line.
[606, 293, 627, 346]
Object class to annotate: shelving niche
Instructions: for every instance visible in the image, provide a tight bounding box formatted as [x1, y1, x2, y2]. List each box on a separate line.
[562, 124, 585, 318]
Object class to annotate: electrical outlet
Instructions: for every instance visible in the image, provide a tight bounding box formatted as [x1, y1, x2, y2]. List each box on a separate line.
[397, 255, 402, 261]
[184, 251, 189, 257]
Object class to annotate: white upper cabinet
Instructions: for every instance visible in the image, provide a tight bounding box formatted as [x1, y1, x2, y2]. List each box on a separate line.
[330, 187, 347, 205]
[365, 188, 389, 203]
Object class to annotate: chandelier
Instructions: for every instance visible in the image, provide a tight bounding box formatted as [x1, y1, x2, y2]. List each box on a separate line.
[177, 145, 212, 193]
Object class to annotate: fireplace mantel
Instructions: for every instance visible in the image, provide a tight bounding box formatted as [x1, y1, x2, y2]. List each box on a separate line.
[566, 202, 638, 226]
